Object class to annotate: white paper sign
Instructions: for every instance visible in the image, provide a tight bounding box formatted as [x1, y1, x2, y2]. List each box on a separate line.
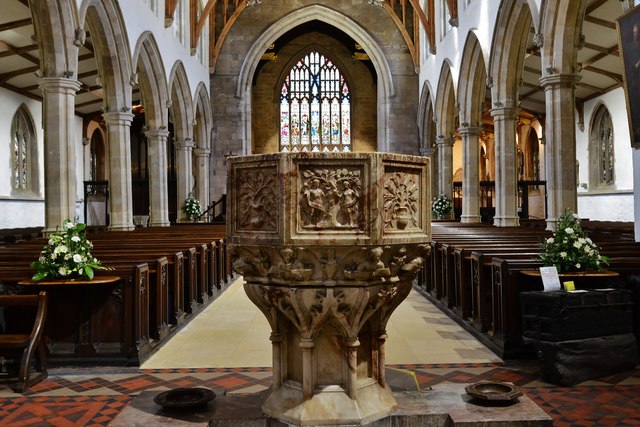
[539, 266, 562, 291]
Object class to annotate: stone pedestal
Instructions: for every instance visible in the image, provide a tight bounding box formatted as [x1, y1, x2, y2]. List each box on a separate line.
[227, 152, 431, 426]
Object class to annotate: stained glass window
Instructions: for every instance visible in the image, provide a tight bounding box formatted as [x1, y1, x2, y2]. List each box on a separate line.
[280, 51, 351, 152]
[11, 108, 33, 191]
[590, 105, 614, 187]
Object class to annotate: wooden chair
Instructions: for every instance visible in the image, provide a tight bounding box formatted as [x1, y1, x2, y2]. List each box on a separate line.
[0, 291, 48, 392]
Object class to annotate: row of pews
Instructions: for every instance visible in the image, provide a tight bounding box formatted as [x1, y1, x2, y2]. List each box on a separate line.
[0, 224, 232, 366]
[417, 220, 640, 358]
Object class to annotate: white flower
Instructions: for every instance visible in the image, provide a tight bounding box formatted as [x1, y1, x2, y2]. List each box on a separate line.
[54, 245, 68, 254]
[565, 227, 574, 234]
[573, 241, 582, 248]
[546, 237, 554, 244]
[71, 235, 81, 242]
[58, 266, 70, 276]
[63, 221, 75, 231]
[572, 213, 579, 219]
[575, 263, 581, 269]
[560, 251, 567, 258]
[73, 254, 83, 263]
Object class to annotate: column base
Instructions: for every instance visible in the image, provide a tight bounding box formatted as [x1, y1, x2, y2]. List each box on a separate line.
[460, 215, 482, 224]
[262, 380, 398, 426]
[493, 216, 520, 227]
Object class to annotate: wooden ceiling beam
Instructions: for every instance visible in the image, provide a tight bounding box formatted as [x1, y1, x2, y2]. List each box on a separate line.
[584, 15, 616, 30]
[0, 18, 31, 32]
[585, 0, 609, 15]
[583, 41, 619, 55]
[582, 65, 622, 84]
[0, 42, 37, 58]
[579, 83, 621, 103]
[0, 81, 40, 101]
[580, 44, 619, 68]
[0, 40, 39, 65]
[0, 64, 39, 83]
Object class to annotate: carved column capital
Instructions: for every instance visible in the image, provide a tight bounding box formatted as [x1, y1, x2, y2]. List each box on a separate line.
[38, 77, 82, 94]
[539, 73, 578, 89]
[194, 147, 211, 157]
[102, 111, 134, 126]
[144, 128, 170, 141]
[490, 106, 520, 120]
[457, 126, 482, 137]
[174, 137, 196, 150]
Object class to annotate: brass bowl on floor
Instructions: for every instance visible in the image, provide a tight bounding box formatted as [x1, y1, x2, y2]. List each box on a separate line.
[154, 387, 216, 409]
[465, 380, 522, 402]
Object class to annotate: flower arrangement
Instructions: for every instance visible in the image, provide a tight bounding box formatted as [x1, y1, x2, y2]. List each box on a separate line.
[431, 194, 453, 218]
[538, 212, 608, 273]
[31, 220, 109, 281]
[183, 193, 202, 222]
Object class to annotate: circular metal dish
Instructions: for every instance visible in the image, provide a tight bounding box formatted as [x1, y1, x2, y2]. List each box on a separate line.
[154, 387, 216, 409]
[465, 381, 522, 402]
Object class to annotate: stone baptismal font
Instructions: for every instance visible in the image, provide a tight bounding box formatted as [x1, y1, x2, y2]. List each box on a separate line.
[227, 152, 431, 426]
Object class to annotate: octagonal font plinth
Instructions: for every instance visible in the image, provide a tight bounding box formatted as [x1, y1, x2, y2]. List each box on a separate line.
[227, 152, 431, 426]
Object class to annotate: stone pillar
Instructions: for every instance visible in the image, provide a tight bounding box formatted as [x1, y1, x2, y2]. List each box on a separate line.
[194, 147, 211, 209]
[458, 125, 482, 223]
[145, 128, 170, 227]
[435, 135, 454, 212]
[175, 138, 195, 222]
[38, 77, 81, 232]
[103, 112, 135, 231]
[490, 106, 520, 227]
[540, 73, 578, 230]
[229, 153, 430, 426]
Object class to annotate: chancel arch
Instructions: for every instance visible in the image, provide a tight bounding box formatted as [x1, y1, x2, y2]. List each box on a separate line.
[235, 5, 395, 155]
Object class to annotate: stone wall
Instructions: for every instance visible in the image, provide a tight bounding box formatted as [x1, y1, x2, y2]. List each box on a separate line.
[210, 0, 419, 199]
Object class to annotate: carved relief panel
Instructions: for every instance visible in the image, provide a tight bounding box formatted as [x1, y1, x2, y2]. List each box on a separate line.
[232, 163, 279, 235]
[296, 163, 367, 233]
[383, 166, 424, 233]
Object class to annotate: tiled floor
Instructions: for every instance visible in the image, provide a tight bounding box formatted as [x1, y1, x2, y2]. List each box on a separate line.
[1, 278, 639, 426]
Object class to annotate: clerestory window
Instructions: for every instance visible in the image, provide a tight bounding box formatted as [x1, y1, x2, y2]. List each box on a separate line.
[279, 51, 351, 152]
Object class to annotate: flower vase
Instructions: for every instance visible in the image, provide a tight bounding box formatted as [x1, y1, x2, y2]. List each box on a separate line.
[396, 207, 411, 229]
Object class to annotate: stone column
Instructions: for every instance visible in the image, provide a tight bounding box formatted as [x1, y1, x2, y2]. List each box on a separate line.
[194, 147, 211, 209]
[175, 138, 195, 222]
[540, 73, 578, 230]
[103, 112, 135, 231]
[435, 135, 454, 211]
[458, 125, 482, 223]
[490, 106, 520, 227]
[145, 128, 170, 227]
[38, 77, 81, 232]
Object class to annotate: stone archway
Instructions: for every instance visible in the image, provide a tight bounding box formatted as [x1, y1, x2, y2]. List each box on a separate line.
[80, 0, 134, 230]
[193, 83, 212, 209]
[133, 32, 170, 226]
[488, 0, 534, 226]
[169, 62, 195, 222]
[417, 82, 437, 199]
[235, 4, 397, 154]
[434, 61, 456, 206]
[539, 0, 588, 227]
[457, 32, 488, 224]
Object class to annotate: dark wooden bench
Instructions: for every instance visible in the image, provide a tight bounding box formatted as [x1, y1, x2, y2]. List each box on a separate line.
[0, 291, 48, 392]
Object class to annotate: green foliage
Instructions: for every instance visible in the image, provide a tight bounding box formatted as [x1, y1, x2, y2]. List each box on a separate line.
[538, 212, 609, 273]
[30, 219, 109, 281]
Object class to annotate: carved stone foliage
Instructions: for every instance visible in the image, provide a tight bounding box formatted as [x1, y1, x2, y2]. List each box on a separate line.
[298, 167, 363, 230]
[231, 244, 430, 286]
[244, 281, 412, 340]
[383, 170, 420, 230]
[236, 167, 278, 231]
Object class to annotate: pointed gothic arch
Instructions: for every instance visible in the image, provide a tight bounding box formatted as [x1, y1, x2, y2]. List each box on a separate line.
[193, 82, 212, 208]
[10, 105, 39, 196]
[589, 103, 615, 189]
[235, 4, 395, 153]
[30, 0, 78, 78]
[457, 31, 488, 223]
[133, 32, 169, 130]
[434, 61, 457, 203]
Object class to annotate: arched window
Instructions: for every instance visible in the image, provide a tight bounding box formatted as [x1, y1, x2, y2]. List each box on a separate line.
[11, 106, 37, 193]
[589, 105, 614, 188]
[279, 51, 351, 152]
